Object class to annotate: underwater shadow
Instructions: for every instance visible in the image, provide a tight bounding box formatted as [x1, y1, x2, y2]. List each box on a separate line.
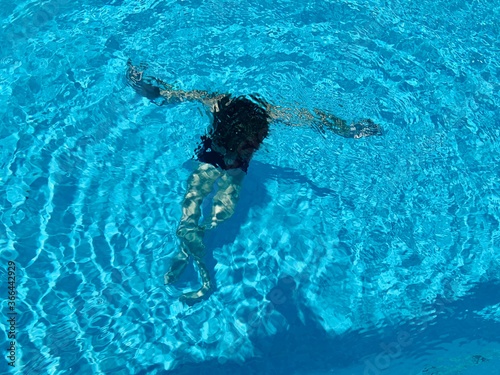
[203, 159, 336, 249]
[154, 278, 500, 375]
[197, 160, 336, 294]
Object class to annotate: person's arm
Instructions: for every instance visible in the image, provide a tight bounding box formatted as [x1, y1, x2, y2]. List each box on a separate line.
[266, 102, 383, 139]
[127, 60, 382, 138]
[126, 59, 225, 109]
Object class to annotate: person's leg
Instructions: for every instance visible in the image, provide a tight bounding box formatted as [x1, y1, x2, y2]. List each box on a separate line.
[177, 163, 221, 248]
[179, 256, 212, 305]
[164, 163, 220, 285]
[207, 168, 245, 230]
[179, 168, 245, 305]
[163, 247, 189, 284]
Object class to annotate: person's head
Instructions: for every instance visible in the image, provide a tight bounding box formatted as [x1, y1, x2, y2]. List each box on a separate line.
[211, 95, 270, 156]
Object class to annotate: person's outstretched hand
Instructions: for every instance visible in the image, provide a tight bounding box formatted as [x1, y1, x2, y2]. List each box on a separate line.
[347, 119, 383, 138]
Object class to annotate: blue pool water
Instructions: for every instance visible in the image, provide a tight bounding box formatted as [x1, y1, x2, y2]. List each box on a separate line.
[1, 0, 500, 374]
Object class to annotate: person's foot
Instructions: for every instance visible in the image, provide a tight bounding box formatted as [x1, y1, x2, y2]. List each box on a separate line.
[178, 255, 213, 305]
[179, 290, 205, 306]
[179, 282, 212, 306]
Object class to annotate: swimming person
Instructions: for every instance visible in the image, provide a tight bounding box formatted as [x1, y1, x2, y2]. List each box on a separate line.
[126, 59, 382, 305]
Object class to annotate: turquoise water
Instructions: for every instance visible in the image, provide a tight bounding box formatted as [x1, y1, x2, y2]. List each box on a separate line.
[1, 0, 500, 374]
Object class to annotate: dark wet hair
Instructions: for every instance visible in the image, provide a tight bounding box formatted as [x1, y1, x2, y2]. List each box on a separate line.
[210, 95, 270, 153]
